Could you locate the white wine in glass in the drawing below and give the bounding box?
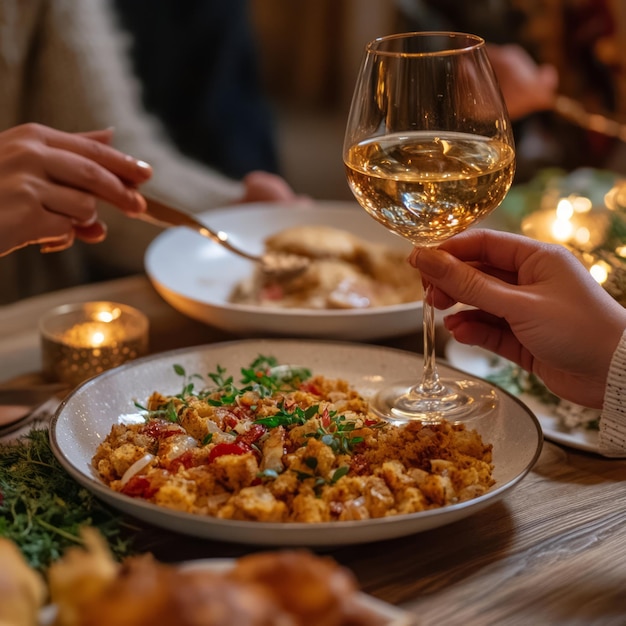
[343,32,515,422]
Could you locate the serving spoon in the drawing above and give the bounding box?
[139,197,311,280]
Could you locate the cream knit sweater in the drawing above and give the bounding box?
[600,329,626,456]
[0,0,243,302]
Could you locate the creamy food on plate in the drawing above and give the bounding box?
[92,356,494,522]
[229,225,423,309]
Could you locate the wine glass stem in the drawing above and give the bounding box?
[420,284,444,395]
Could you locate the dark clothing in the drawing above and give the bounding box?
[112,0,280,178]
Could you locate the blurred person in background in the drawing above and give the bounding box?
[394,0,621,181]
[111,0,280,179]
[0,0,296,304]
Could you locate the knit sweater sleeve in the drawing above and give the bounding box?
[599,328,626,457]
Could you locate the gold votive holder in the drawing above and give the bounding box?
[40,301,149,387]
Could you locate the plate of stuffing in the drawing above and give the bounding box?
[50,339,542,545]
[444,339,623,457]
[144,201,423,340]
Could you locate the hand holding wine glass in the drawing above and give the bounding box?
[343,32,515,422]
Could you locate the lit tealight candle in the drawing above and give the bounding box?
[521,193,609,253]
[40,302,149,387]
[521,192,617,288]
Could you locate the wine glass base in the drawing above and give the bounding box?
[371,378,498,424]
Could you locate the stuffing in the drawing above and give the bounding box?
[92,358,494,523]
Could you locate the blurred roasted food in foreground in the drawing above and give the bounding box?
[230,225,422,309]
[0,538,46,626]
[42,529,389,626]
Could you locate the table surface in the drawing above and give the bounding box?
[1,274,625,626]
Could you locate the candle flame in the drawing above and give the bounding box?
[90,331,106,346]
[94,306,121,323]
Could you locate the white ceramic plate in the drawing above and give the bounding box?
[144,201,422,341]
[445,340,622,457]
[50,339,542,546]
[180,559,414,626]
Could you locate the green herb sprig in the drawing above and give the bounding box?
[0,430,136,572]
[486,362,559,405]
[254,403,319,428]
[313,414,365,454]
[189,355,312,407]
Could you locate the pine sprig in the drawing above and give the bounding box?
[0,429,137,572]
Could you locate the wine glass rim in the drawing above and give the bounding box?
[366,31,485,57]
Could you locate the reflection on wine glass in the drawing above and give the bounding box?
[343,32,515,422]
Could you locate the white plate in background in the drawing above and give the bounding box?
[50,339,542,546]
[444,340,620,456]
[144,201,422,341]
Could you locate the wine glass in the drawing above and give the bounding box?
[343,32,515,422]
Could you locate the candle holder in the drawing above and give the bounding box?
[40,301,149,387]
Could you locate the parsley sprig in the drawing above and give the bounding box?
[290,462,351,495]
[134,355,311,421]
[313,414,365,454]
[254,403,319,428]
[0,430,136,572]
[174,355,312,409]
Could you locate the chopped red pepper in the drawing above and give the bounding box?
[168,450,196,472]
[121,475,159,499]
[320,407,331,428]
[141,420,184,440]
[235,423,267,447]
[222,413,239,430]
[208,442,249,462]
[300,381,322,396]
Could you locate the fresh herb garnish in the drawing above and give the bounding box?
[304,456,318,470]
[291,464,350,494]
[254,403,318,428]
[178,355,312,406]
[136,398,180,423]
[331,466,350,483]
[308,414,365,454]
[0,430,136,572]
[486,362,559,405]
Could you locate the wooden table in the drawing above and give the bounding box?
[1,275,625,626]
